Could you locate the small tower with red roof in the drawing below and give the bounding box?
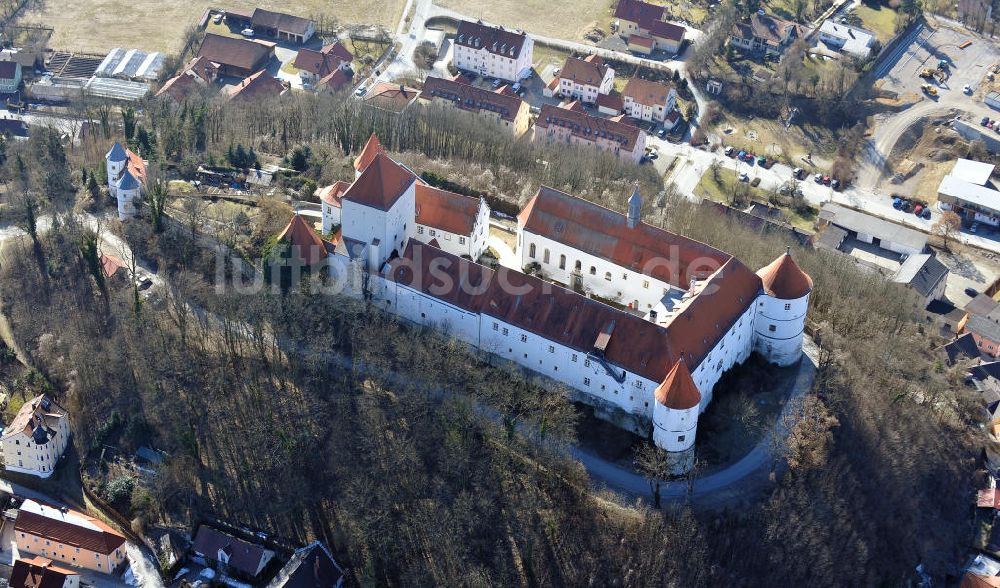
[354,133,384,179]
[754,247,813,366]
[652,359,701,454]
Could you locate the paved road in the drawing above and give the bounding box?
[572,336,819,506]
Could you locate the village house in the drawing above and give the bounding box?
[362,82,419,113]
[817,20,876,59]
[14,500,127,573]
[596,93,625,116]
[197,33,274,78]
[1,395,69,478]
[614,0,685,54]
[959,312,1000,359]
[226,70,286,102]
[293,42,353,87]
[318,180,350,234]
[414,183,490,259]
[192,526,275,580]
[937,158,1000,227]
[9,556,80,588]
[0,60,22,94]
[266,541,345,588]
[558,55,614,104]
[300,139,813,470]
[622,77,677,125]
[890,253,949,306]
[533,101,646,162]
[452,20,533,82]
[224,8,315,44]
[419,75,531,136]
[156,56,219,103]
[730,13,810,58]
[105,142,146,220]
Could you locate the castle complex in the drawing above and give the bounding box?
[110,135,813,465]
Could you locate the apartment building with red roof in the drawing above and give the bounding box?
[14,500,127,574]
[557,55,615,104]
[453,20,534,82]
[414,184,490,259]
[419,75,532,136]
[614,0,686,54]
[622,78,677,124]
[533,102,646,162]
[2,396,70,479]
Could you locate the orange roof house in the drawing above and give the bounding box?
[342,152,415,212]
[276,214,328,266]
[415,184,481,235]
[227,70,286,102]
[655,360,701,410]
[317,180,350,209]
[756,248,813,299]
[354,133,384,173]
[9,556,78,588]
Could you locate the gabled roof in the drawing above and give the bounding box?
[9,556,78,588]
[756,250,812,299]
[277,214,327,265]
[891,253,948,297]
[227,70,285,102]
[317,181,350,208]
[318,67,351,92]
[967,314,1000,344]
[454,20,528,59]
[266,541,344,588]
[198,34,272,72]
[14,500,125,555]
[193,526,272,578]
[0,60,19,80]
[100,254,125,279]
[293,44,351,77]
[595,92,624,112]
[354,133,383,172]
[655,360,701,409]
[415,184,480,235]
[249,8,314,36]
[3,395,65,441]
[943,332,982,364]
[363,82,419,113]
[624,78,673,108]
[535,102,642,152]
[321,42,354,62]
[106,142,127,162]
[342,152,415,212]
[560,54,610,86]
[421,75,526,122]
[614,0,666,29]
[155,72,200,102]
[184,55,219,83]
[650,20,686,42]
[732,13,808,46]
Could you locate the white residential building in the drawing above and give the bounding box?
[1,395,70,478]
[452,20,534,82]
[558,55,615,104]
[818,20,876,59]
[622,78,677,124]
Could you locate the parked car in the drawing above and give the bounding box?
[913,204,924,216]
[355,85,367,97]
[792,167,802,178]
[241,28,255,37]
[967,287,980,297]
[136,275,153,291]
[511,82,521,93]
[921,207,931,219]
[822,175,831,185]
[964,84,972,94]
[892,197,902,209]
[814,173,823,183]
[830,179,840,190]
[724,146,734,156]
[648,148,658,159]
[738,150,746,159]
[491,79,502,89]
[212,13,223,24]
[750,177,761,187]
[901,200,912,212]
[739,172,750,182]
[657,128,667,138]
[756,155,766,165]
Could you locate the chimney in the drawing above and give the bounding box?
[649,309,658,322]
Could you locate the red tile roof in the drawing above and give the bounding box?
[363,82,419,112]
[184,55,219,83]
[198,33,272,72]
[535,102,642,152]
[560,54,610,86]
[354,133,383,172]
[227,70,285,102]
[155,72,199,102]
[125,147,146,186]
[455,20,529,59]
[10,556,77,588]
[318,67,350,92]
[293,42,352,76]
[421,75,526,123]
[317,181,350,207]
[415,184,480,235]
[100,254,125,279]
[614,0,666,30]
[624,78,673,108]
[650,20,686,42]
[595,93,624,112]
[342,152,415,211]
[757,250,812,299]
[2,395,65,440]
[655,360,701,409]
[627,34,655,49]
[277,214,327,265]
[14,502,125,555]
[978,488,1000,508]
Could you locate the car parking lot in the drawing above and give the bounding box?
[877,21,1000,101]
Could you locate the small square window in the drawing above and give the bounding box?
[572,354,578,362]
[417,226,424,234]
[784,303,791,311]
[678,435,685,442]
[429,229,437,237]
[584,378,591,386]
[521,334,528,342]
[584,359,591,367]
[768,324,776,332]
[493,322,499,331]
[502,327,509,335]
[548,345,555,353]
[459,236,466,244]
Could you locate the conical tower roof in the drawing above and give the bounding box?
[757,248,812,300]
[277,214,327,266]
[354,133,384,173]
[106,142,127,162]
[116,168,140,191]
[655,360,701,410]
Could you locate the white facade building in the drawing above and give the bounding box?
[323,139,811,466]
[414,184,490,259]
[623,78,677,124]
[453,20,534,82]
[818,20,876,59]
[1,395,70,478]
[105,142,145,220]
[558,55,615,104]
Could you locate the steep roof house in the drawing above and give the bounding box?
[266,541,345,588]
[192,526,276,579]
[14,500,127,573]
[730,13,809,57]
[1,395,69,478]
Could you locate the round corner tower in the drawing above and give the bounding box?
[106,142,127,196]
[652,360,701,453]
[753,247,813,366]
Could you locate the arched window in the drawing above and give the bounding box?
[543,249,550,264]
[559,254,566,269]
[529,243,536,258]
[604,272,612,281]
[575,260,582,271]
[589,266,596,275]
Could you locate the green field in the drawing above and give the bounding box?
[850,3,900,43]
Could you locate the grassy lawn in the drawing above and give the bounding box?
[850,3,900,43]
[280,60,302,76]
[437,0,613,42]
[17,0,406,54]
[695,167,818,231]
[709,107,840,169]
[533,43,574,70]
